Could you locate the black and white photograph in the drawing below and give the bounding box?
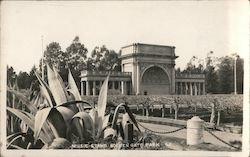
[0,1,249,157]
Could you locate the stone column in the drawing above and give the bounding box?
[136,63,140,95]
[112,81,115,90]
[124,81,127,95]
[86,81,90,96]
[100,80,103,88]
[81,81,85,96]
[121,81,125,95]
[198,82,201,95]
[175,82,178,94]
[194,83,197,95]
[185,82,188,95]
[175,82,180,94]
[172,67,175,94]
[180,82,183,95]
[93,81,96,96]
[118,81,121,93]
[202,82,206,95]
[190,82,193,96]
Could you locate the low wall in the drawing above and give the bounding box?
[81,94,243,111]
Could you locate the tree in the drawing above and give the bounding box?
[88,45,121,71]
[16,71,30,89]
[7,66,17,86]
[205,65,218,93]
[64,36,88,87]
[39,36,88,88]
[65,36,88,71]
[43,42,63,68]
[175,67,181,75]
[39,42,63,82]
[217,56,234,94]
[182,56,204,74]
[204,51,219,93]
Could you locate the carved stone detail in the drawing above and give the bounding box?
[139,62,172,80]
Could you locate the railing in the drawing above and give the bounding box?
[176,73,205,79]
[81,70,132,77]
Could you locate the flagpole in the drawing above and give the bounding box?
[41,35,44,80]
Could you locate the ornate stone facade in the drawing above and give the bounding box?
[120,43,177,95]
[80,43,205,96]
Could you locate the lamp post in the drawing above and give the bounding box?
[232,53,238,95]
[234,57,237,95]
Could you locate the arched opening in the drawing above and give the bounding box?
[141,66,170,95]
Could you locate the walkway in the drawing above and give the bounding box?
[139,122,242,149]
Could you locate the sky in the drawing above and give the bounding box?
[1,1,249,73]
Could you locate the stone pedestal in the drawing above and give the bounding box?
[187,116,204,145]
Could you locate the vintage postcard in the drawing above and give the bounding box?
[0,1,249,157]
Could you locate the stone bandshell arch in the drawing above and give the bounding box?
[139,63,171,84]
[139,63,172,95]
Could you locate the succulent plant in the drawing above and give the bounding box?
[7,64,141,149]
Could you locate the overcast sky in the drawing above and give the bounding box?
[1,1,249,72]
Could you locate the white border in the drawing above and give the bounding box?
[0,1,249,157]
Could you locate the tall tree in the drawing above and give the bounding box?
[43,42,63,68]
[64,36,88,87]
[65,36,88,71]
[217,56,234,94]
[88,45,121,71]
[204,51,219,93]
[39,36,88,88]
[39,41,63,82]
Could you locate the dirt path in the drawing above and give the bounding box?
[139,122,242,149]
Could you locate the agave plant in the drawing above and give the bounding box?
[7,64,141,149]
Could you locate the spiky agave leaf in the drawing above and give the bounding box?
[123,105,141,132]
[71,112,95,141]
[34,107,51,143]
[6,134,25,148]
[19,109,54,142]
[68,68,81,100]
[13,78,20,91]
[47,108,67,139]
[7,88,38,114]
[111,103,125,129]
[7,132,26,144]
[103,127,116,139]
[20,120,29,133]
[71,118,84,141]
[60,100,93,109]
[67,68,84,112]
[47,65,68,106]
[35,71,56,107]
[7,107,52,144]
[111,103,141,132]
[31,92,43,107]
[20,109,54,142]
[102,114,111,130]
[56,106,75,122]
[101,114,117,139]
[48,138,71,149]
[96,74,109,136]
[34,107,67,144]
[89,108,98,136]
[7,107,34,130]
